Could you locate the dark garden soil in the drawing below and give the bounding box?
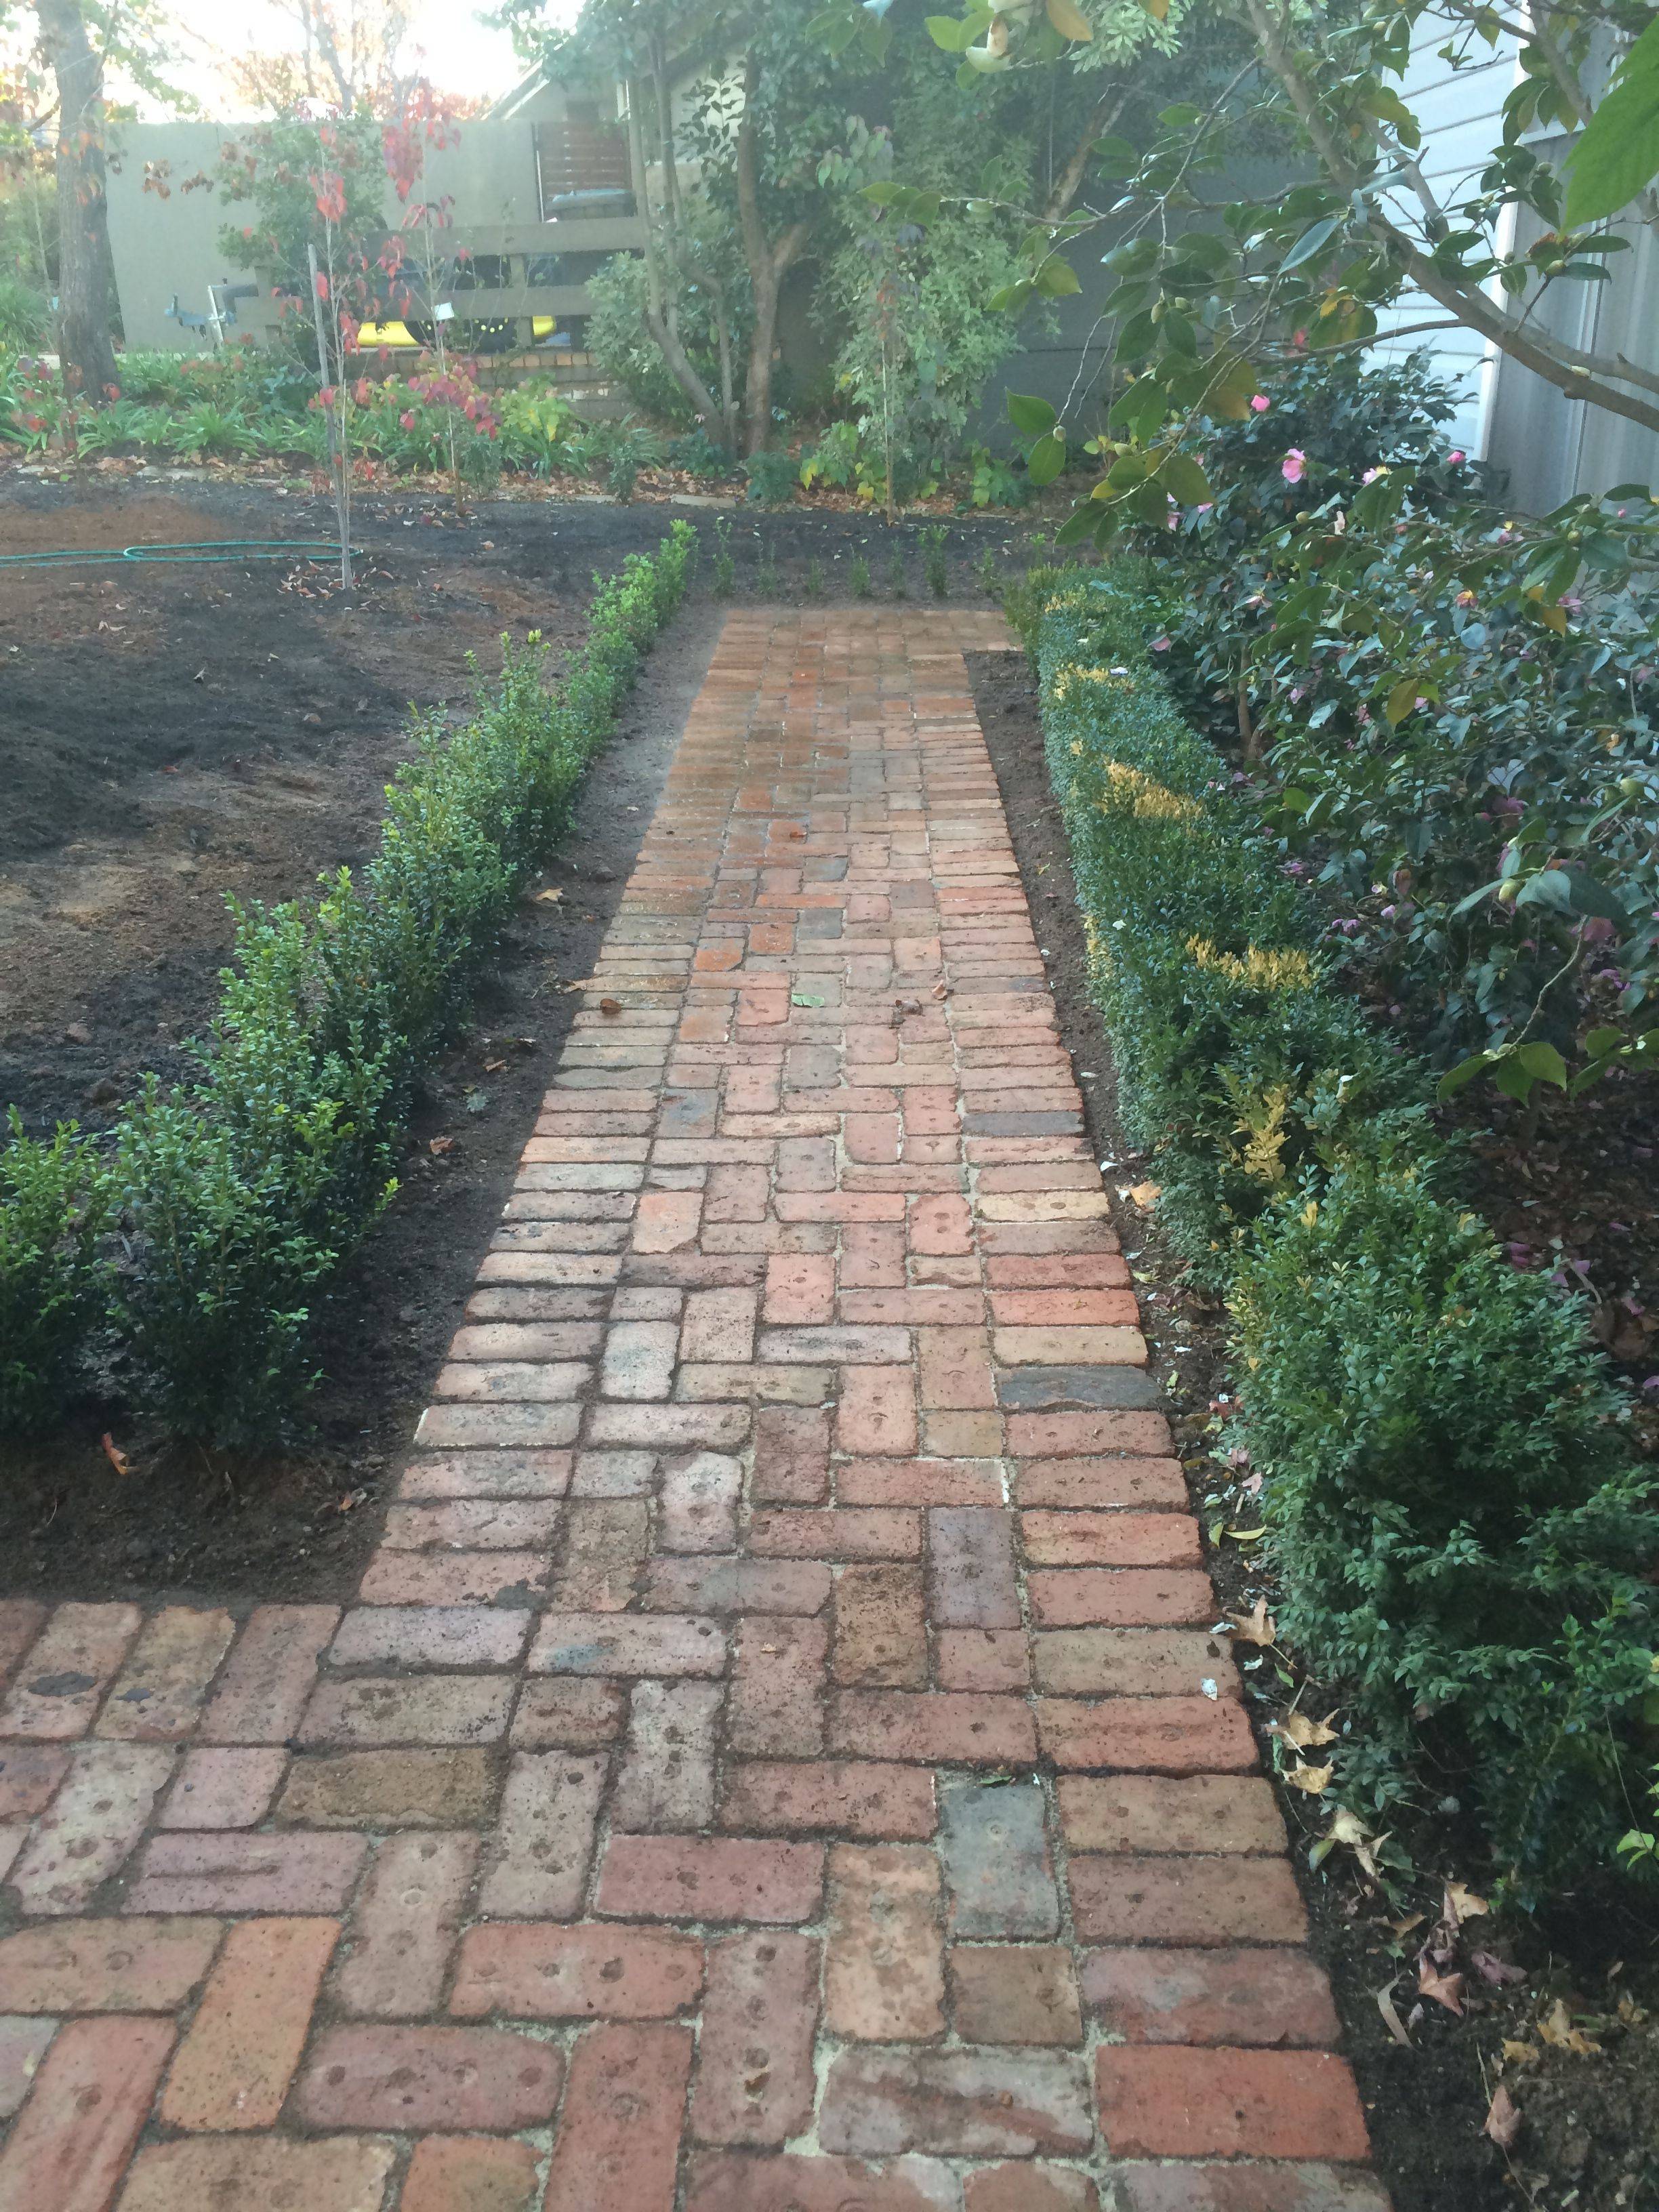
[0,470,1015,1607]
[970,642,1659,2212]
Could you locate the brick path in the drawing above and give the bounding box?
[0,609,1388,2212]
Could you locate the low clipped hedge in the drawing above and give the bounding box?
[1034,562,1659,1893]
[0,522,697,1444]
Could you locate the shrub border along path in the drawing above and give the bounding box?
[1031,566,1659,1896]
[0,604,1386,2211]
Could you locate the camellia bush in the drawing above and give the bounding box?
[1033,562,1659,1893]
[0,524,697,1446]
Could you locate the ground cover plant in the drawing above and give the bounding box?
[0,520,697,1446]
[1031,560,1659,1898]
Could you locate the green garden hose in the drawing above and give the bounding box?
[0,539,355,569]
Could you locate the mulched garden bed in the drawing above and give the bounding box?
[968,642,1659,2212]
[0,477,1012,1607]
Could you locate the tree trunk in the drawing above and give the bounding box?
[733,57,809,457]
[37,0,119,403]
[624,77,727,435]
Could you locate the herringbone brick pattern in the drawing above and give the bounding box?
[0,607,1388,2211]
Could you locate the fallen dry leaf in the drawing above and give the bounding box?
[100,1432,130,1477]
[1445,1881,1490,1923]
[1128,1181,1162,1208]
[428,1136,455,1156]
[600,998,623,1016]
[1483,2083,1522,2150]
[1416,1961,1465,2015]
[1327,1807,1384,1880]
[484,1059,506,1073]
[894,997,923,1016]
[1471,1950,1528,1988]
[931,980,949,999]
[1537,1999,1601,2056]
[1279,1710,1338,1749]
[1229,1595,1277,1646]
[533,887,564,904]
[1502,2039,1540,2065]
[1286,1761,1333,1794]
[1375,1980,1412,2047]
[1388,1912,1428,1941]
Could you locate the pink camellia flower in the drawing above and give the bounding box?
[1282,448,1306,484]
[1361,466,1385,485]
[1448,449,1466,466]
[1250,394,1271,413]
[399,410,415,430]
[1151,636,1172,652]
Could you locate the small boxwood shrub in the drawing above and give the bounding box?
[1038,565,1659,1889]
[0,1111,110,1433]
[0,524,697,1446]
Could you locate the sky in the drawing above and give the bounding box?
[150,0,583,115]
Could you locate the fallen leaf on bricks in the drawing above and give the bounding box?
[931,981,949,999]
[600,999,622,1016]
[1483,2084,1521,2150]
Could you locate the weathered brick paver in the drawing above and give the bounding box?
[0,608,1387,2207]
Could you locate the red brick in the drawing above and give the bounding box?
[830,1690,1036,1765]
[936,1629,1028,1690]
[908,1193,973,1253]
[158,1747,287,1829]
[752,1507,920,1559]
[824,1843,944,2041]
[0,2020,54,2118]
[596,1835,824,1924]
[927,1507,1020,1627]
[983,1253,1130,1287]
[916,1327,997,1412]
[0,1744,70,1820]
[1068,1854,1307,1944]
[720,1759,935,1840]
[549,1498,650,1607]
[965,2166,1100,2212]
[0,1599,47,1687]
[752,1404,832,1503]
[833,1565,928,1687]
[1081,1946,1341,2045]
[199,1605,341,1744]
[0,2014,173,2212]
[123,1830,367,1915]
[116,2138,398,2212]
[1094,2046,1371,2160]
[0,1917,223,2013]
[10,1743,175,1914]
[1017,1457,1187,1509]
[400,2137,541,2212]
[92,1608,235,1742]
[692,1932,820,2145]
[1007,1411,1173,1456]
[451,1923,704,2018]
[836,1367,918,1456]
[731,1616,827,1756]
[990,1288,1139,1324]
[634,1188,703,1251]
[838,1458,1002,1506]
[160,1916,338,2129]
[819,2047,1092,2157]
[769,1256,836,1318]
[478,1749,606,1916]
[951,1946,1082,2045]
[1029,1568,1214,1626]
[334,1832,477,2016]
[356,1550,550,1606]
[1034,1626,1233,1698]
[1113,2164,1392,2212]
[1021,1511,1201,1568]
[840,1221,905,1287]
[510,1677,629,1748]
[299,1674,513,1747]
[1057,1774,1285,1855]
[543,2024,693,2212]
[0,1603,142,1740]
[1036,1695,1258,1774]
[684,2153,959,2212]
[295,2024,564,2129]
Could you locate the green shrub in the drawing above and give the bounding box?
[1038,567,1659,1889]
[1236,1162,1659,1891]
[0,1111,110,1433]
[743,451,798,508]
[0,276,49,350]
[0,524,697,1446]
